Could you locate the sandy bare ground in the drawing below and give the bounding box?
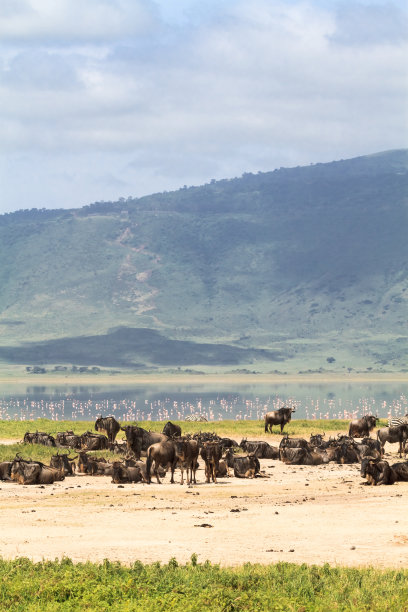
[1,435,407,568]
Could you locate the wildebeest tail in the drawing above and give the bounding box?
[146,447,153,484]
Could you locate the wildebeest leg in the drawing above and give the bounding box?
[212,462,217,483]
[191,459,197,484]
[179,463,184,485]
[186,462,191,486]
[170,459,176,484]
[154,460,162,484]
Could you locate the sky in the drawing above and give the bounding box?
[0,0,407,213]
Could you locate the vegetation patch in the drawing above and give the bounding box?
[0,557,407,611]
[0,418,389,442]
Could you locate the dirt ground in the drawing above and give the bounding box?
[1,434,407,568]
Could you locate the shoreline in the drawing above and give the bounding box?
[0,371,407,386]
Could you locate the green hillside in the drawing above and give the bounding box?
[1,149,407,373]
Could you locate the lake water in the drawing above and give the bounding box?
[0,381,407,422]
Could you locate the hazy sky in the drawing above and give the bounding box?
[0,0,407,213]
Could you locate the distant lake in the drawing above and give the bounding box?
[0,381,407,422]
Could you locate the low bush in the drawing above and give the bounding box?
[0,557,406,611]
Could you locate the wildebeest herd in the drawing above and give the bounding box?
[1,409,408,487]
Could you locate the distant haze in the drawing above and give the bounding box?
[0,0,407,213]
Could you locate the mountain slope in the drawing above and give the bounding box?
[0,149,407,371]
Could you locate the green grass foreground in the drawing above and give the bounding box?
[1,557,408,612]
[0,418,388,440]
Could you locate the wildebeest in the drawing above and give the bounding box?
[359,437,382,456]
[354,440,381,461]
[10,456,64,485]
[360,457,397,485]
[77,451,107,475]
[56,431,82,449]
[391,461,408,481]
[146,440,177,484]
[80,431,109,451]
[216,459,229,477]
[224,448,261,476]
[219,437,239,449]
[309,433,325,447]
[280,446,329,465]
[174,437,199,485]
[124,456,164,482]
[95,416,121,445]
[264,407,296,433]
[50,452,77,476]
[0,461,12,480]
[121,425,168,460]
[233,454,261,478]
[377,425,408,458]
[23,431,56,447]
[111,461,142,484]
[332,440,362,464]
[348,415,378,438]
[200,441,223,483]
[162,421,182,438]
[239,439,279,459]
[110,441,128,454]
[279,435,310,450]
[193,431,220,444]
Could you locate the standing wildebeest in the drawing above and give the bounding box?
[162,421,182,438]
[174,437,199,485]
[95,416,121,445]
[377,425,408,458]
[146,440,177,484]
[348,415,378,438]
[121,425,168,460]
[264,407,296,433]
[200,441,223,483]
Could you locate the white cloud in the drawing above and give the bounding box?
[0,0,157,42]
[0,0,407,212]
